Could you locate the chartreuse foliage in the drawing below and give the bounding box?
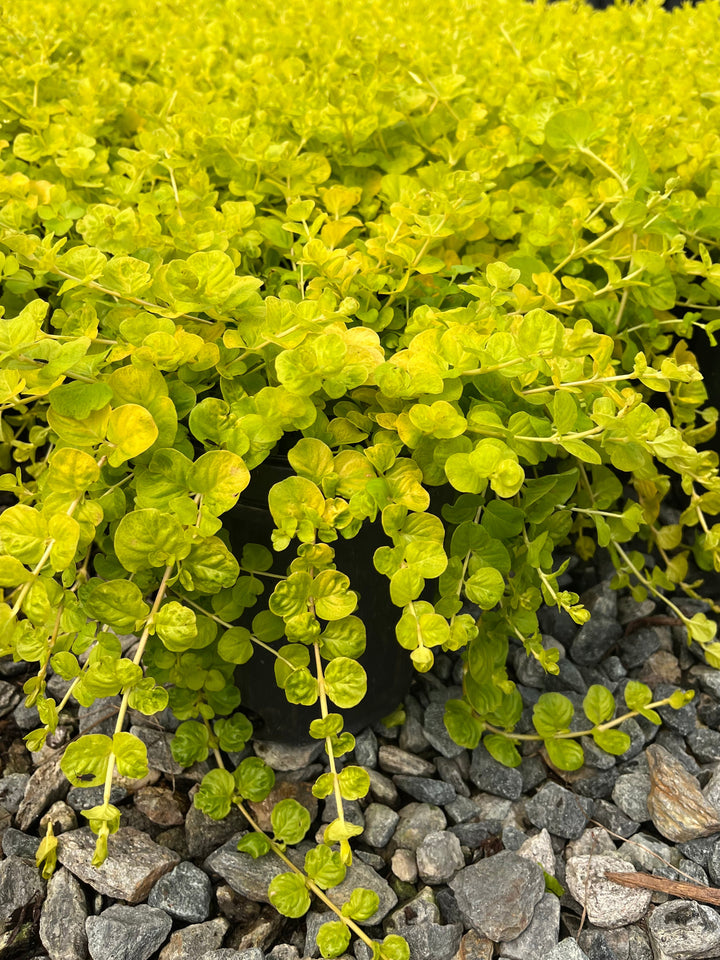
[2,0,720,953]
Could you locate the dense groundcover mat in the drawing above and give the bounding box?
[3,0,720,956]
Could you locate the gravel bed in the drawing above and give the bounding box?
[2,551,720,960]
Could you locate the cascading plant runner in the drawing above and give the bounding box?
[2,0,720,954]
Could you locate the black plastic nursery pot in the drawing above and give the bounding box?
[223,439,417,744]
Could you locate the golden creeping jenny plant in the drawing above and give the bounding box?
[2,0,720,952]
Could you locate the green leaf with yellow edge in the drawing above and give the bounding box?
[533,693,574,738]
[341,888,380,922]
[234,756,275,802]
[337,765,370,801]
[217,626,254,664]
[237,833,272,858]
[114,509,190,572]
[483,733,522,767]
[61,735,112,787]
[112,732,148,779]
[46,447,100,493]
[305,844,347,889]
[380,935,410,960]
[317,922,351,959]
[83,580,149,632]
[268,872,311,919]
[465,567,505,609]
[154,601,198,651]
[582,685,615,726]
[0,505,47,564]
[592,728,631,756]
[105,403,158,466]
[190,450,250,514]
[271,798,311,845]
[443,699,484,750]
[312,570,358,621]
[171,720,210,767]
[324,657,366,708]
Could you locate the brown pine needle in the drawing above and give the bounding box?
[605,871,720,907]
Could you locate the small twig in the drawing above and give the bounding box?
[605,871,720,907]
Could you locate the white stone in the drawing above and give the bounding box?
[565,855,652,928]
[517,828,556,875]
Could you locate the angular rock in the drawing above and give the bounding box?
[0,772,29,813]
[363,803,399,849]
[525,782,593,839]
[678,836,717,869]
[253,739,323,771]
[0,679,21,717]
[655,683,698,736]
[435,757,470,798]
[578,923,653,960]
[391,848,418,883]
[378,745,435,777]
[158,918,229,960]
[16,755,69,830]
[399,715,431,755]
[0,855,45,927]
[200,952,260,960]
[148,860,213,923]
[185,801,248,860]
[269,947,299,960]
[469,749,522,800]
[570,618,622,665]
[367,769,399,806]
[688,728,720,764]
[324,856,397,926]
[321,794,364,828]
[423,702,465,758]
[445,795,479,825]
[566,827,616,860]
[386,887,463,960]
[39,800,78,835]
[57,827,179,903]
[1,827,39,859]
[617,832,679,875]
[416,831,464,884]
[393,775,455,805]
[353,728,378,769]
[592,798,640,840]
[79,696,121,737]
[247,780,317,833]
[129,723,186,776]
[499,892,560,960]
[646,744,720,842]
[612,773,651,823]
[39,867,88,960]
[134,786,186,826]
[456,930,493,959]
[517,828,556,875]
[648,900,720,960]
[706,842,720,886]
[565,855,652,928]
[449,851,545,941]
[228,904,283,953]
[547,941,589,960]
[204,833,288,902]
[392,803,447,852]
[86,904,172,960]
[66,785,127,812]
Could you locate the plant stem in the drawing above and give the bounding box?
[102,564,174,805]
